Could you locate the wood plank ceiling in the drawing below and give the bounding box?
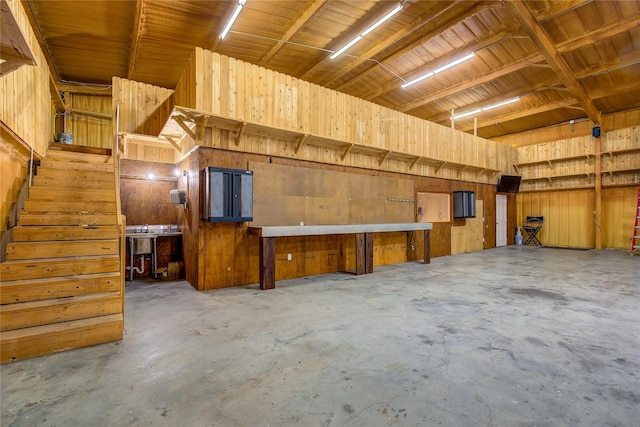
[24,0,640,139]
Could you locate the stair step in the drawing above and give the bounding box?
[0,313,123,363]
[35,168,114,182]
[0,272,121,304]
[1,255,119,281]
[13,225,118,241]
[32,176,113,190]
[40,158,114,172]
[23,199,117,214]
[27,187,115,203]
[45,149,113,164]
[6,239,119,260]
[1,292,122,331]
[17,213,118,227]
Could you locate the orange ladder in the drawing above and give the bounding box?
[632,185,640,256]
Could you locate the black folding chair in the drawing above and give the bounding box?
[523,216,543,246]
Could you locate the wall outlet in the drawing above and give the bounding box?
[287,254,292,261]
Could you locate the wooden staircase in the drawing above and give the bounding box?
[1,147,124,363]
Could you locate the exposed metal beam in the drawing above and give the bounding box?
[505,0,601,124]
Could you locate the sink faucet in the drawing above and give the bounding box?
[142,224,149,233]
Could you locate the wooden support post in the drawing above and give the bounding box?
[294,134,308,153]
[379,151,391,166]
[341,143,353,160]
[473,117,478,136]
[364,232,374,274]
[195,117,208,143]
[595,133,602,250]
[235,122,247,146]
[424,230,431,264]
[259,237,276,290]
[355,233,366,275]
[163,135,181,152]
[174,116,196,140]
[410,157,420,170]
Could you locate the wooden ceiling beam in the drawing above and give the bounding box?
[55,82,112,96]
[457,98,581,132]
[370,25,525,103]
[334,1,476,92]
[127,0,144,80]
[258,0,326,67]
[324,1,476,89]
[399,52,544,113]
[574,51,640,80]
[429,78,563,124]
[298,1,395,80]
[556,15,640,54]
[505,0,601,124]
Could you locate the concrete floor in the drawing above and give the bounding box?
[1,246,639,426]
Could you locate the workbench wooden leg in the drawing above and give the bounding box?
[259,237,276,290]
[424,230,431,264]
[355,233,365,275]
[364,232,374,273]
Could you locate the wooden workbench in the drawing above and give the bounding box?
[248,223,433,290]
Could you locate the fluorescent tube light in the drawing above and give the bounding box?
[481,97,520,111]
[219,0,247,40]
[451,97,520,120]
[330,3,403,59]
[402,52,475,88]
[453,109,482,120]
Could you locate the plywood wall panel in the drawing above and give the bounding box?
[602,186,638,250]
[517,189,596,248]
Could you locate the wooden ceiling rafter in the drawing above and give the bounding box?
[365,27,528,103]
[323,1,474,89]
[399,52,545,113]
[430,79,568,124]
[127,0,144,80]
[336,1,480,92]
[505,0,601,125]
[258,0,326,67]
[554,14,640,54]
[297,1,398,81]
[457,97,582,132]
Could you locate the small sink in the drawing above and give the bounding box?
[125,224,181,236]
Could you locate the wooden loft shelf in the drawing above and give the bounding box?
[514,148,640,174]
[513,154,594,173]
[601,147,640,157]
[157,105,501,176]
[522,172,594,183]
[603,167,640,176]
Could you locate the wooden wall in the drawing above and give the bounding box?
[515,126,639,192]
[61,93,112,149]
[119,160,179,226]
[0,0,52,158]
[168,146,510,291]
[495,109,640,147]
[112,77,176,163]
[0,131,31,262]
[512,123,639,250]
[517,186,640,250]
[250,162,414,226]
[173,48,517,184]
